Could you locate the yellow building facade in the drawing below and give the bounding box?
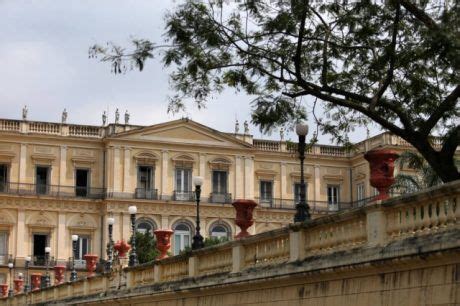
[0,116,429,283]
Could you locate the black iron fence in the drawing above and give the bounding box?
[0,182,105,199]
[209,192,232,204]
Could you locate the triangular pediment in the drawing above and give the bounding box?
[109,119,252,149]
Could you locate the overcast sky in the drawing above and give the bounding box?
[0,0,380,143]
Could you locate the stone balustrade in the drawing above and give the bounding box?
[1,180,459,305]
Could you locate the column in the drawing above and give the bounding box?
[113,146,121,193]
[314,165,321,203]
[161,150,169,198]
[56,212,66,262]
[244,156,254,199]
[235,156,243,199]
[59,146,67,186]
[161,215,169,229]
[123,147,131,192]
[16,210,26,259]
[199,154,206,177]
[122,213,131,241]
[18,144,27,183]
[280,162,287,201]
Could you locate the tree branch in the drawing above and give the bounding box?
[422,85,460,135]
[370,2,400,108]
[400,0,440,31]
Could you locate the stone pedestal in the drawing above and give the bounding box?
[83,254,99,278]
[31,273,42,291]
[154,229,173,260]
[232,199,257,239]
[54,265,66,285]
[364,149,399,201]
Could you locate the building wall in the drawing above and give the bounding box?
[0,117,453,285]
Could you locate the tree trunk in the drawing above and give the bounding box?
[410,138,460,183]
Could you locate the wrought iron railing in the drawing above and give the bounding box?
[209,192,232,204]
[134,188,158,200]
[173,190,195,201]
[0,182,105,199]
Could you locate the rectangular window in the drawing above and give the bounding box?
[175,168,192,200]
[173,232,190,255]
[33,234,48,265]
[75,169,90,197]
[75,236,91,260]
[35,166,50,195]
[260,181,273,203]
[136,166,155,199]
[327,185,340,211]
[212,171,228,194]
[0,165,7,192]
[357,183,365,204]
[294,183,308,203]
[0,232,8,265]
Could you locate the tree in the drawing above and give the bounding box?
[89,0,459,182]
[129,231,159,264]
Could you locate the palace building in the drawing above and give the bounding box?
[0,115,433,283]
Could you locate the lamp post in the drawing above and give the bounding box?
[24,256,31,293]
[7,262,13,297]
[70,235,78,282]
[106,217,115,272]
[128,206,138,267]
[44,247,51,287]
[192,176,204,250]
[294,123,311,222]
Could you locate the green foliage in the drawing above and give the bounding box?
[90,0,460,182]
[129,231,159,264]
[392,151,445,193]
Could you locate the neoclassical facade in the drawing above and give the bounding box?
[0,116,436,283]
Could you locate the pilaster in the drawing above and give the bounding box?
[113,146,121,193]
[19,144,27,183]
[161,150,169,198]
[314,165,321,203]
[123,147,131,192]
[56,212,66,262]
[59,146,67,186]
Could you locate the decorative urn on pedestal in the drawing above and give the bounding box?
[30,273,42,291]
[154,229,174,260]
[0,284,8,297]
[83,254,98,278]
[13,278,24,294]
[54,265,66,285]
[364,149,399,201]
[232,199,258,239]
[114,240,131,258]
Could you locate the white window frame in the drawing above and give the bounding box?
[173,224,191,255]
[327,185,340,211]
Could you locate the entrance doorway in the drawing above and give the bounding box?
[75,169,89,197]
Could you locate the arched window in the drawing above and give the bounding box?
[209,221,231,240]
[136,218,157,234]
[173,222,192,255]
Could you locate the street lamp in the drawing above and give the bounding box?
[7,262,13,297]
[24,256,31,293]
[128,206,138,267]
[44,246,51,287]
[106,217,115,272]
[192,176,204,250]
[294,123,311,222]
[70,235,78,282]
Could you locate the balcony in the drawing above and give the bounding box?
[0,182,105,199]
[134,188,158,200]
[173,190,195,201]
[32,255,56,267]
[209,192,232,204]
[255,198,366,212]
[0,254,12,266]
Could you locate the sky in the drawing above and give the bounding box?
[0,0,380,144]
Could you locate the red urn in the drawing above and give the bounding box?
[114,240,131,258]
[154,229,173,260]
[54,265,66,285]
[13,278,24,294]
[31,273,42,291]
[232,199,258,239]
[0,284,8,297]
[83,254,99,278]
[364,149,399,201]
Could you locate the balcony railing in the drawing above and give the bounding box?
[32,255,56,267]
[0,254,12,265]
[209,192,232,204]
[255,198,362,212]
[134,188,158,200]
[173,190,195,201]
[0,182,105,199]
